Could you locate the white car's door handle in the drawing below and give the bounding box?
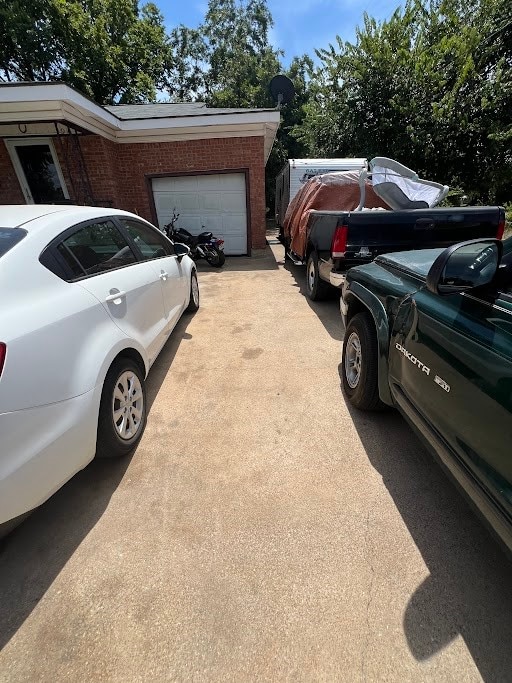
[160,271,169,281]
[105,291,126,303]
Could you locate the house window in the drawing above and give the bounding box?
[6,138,69,204]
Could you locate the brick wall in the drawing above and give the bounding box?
[82,135,267,251]
[0,134,267,252]
[0,141,25,204]
[79,136,120,207]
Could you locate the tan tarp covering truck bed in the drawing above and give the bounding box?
[282,171,389,259]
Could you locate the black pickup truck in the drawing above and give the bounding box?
[298,206,506,300]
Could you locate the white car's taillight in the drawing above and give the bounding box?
[0,343,6,378]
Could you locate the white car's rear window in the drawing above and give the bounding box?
[0,228,27,258]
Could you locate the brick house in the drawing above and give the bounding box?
[0,83,280,254]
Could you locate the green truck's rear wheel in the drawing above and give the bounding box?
[342,312,385,411]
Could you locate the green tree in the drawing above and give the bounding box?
[295,0,511,202]
[167,25,206,101]
[165,0,282,107]
[0,0,65,81]
[201,0,281,108]
[0,0,170,104]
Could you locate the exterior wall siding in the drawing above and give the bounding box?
[0,135,267,251]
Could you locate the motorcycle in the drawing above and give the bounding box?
[163,210,226,267]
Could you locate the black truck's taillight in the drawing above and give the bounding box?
[332,224,348,258]
[0,343,6,378]
[497,217,505,240]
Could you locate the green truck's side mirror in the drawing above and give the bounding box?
[426,238,502,295]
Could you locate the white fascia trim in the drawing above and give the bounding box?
[0,84,121,129]
[0,84,280,140]
[118,110,281,131]
[116,130,267,143]
[117,122,268,140]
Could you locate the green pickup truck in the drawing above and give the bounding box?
[340,237,512,553]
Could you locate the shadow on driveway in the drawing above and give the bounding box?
[282,255,344,342]
[337,365,512,682]
[195,247,279,273]
[0,313,193,652]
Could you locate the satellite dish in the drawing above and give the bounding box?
[269,75,295,109]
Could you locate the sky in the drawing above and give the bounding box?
[160,0,404,66]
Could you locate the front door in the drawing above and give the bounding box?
[6,138,69,204]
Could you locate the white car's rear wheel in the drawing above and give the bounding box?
[186,271,200,312]
[96,358,147,458]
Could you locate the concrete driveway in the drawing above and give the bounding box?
[1,244,511,682]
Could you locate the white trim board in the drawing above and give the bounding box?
[0,84,280,161]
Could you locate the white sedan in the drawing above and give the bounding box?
[0,205,199,531]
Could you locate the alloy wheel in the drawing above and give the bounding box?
[345,331,362,388]
[307,258,316,293]
[112,370,144,441]
[192,274,199,306]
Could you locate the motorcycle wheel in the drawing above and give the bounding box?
[205,246,225,267]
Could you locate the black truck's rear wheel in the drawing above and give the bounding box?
[342,312,385,411]
[306,251,330,301]
[282,235,290,261]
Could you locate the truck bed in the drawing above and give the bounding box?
[305,206,505,285]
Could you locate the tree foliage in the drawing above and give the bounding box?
[166,25,206,101]
[0,0,169,103]
[165,0,282,108]
[295,0,511,202]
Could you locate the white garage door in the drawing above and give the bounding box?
[152,173,248,255]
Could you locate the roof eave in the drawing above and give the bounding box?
[0,83,280,138]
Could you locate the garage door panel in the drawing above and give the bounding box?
[200,194,223,212]
[219,173,246,191]
[154,192,173,214]
[175,215,204,232]
[221,193,246,212]
[152,173,248,255]
[175,194,202,211]
[223,233,246,253]
[171,176,200,192]
[222,213,246,227]
[153,177,191,192]
[204,215,223,233]
[154,191,200,214]
[196,174,223,191]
